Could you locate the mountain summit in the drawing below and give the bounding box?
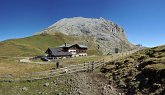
[37,17,136,54]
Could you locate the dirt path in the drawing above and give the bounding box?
[68,72,121,95]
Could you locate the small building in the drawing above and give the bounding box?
[45,43,88,59]
[45,48,72,59]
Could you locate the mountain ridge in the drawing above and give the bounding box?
[37,17,136,54]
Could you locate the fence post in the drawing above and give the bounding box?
[102,62,105,68]
[84,62,86,71]
[91,61,94,72]
[112,55,114,60]
[87,63,90,72]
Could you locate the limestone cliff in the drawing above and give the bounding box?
[37,17,136,54]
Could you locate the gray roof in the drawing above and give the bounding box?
[59,44,87,48]
[78,44,88,48]
[47,48,72,57]
[59,44,72,48]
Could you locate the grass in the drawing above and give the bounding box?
[102,45,165,94]
[0,32,101,57]
[0,41,43,57]
[0,75,71,95]
[0,32,133,94]
[0,33,74,57]
[56,55,103,65]
[0,57,54,78]
[145,63,165,70]
[0,55,106,80]
[0,32,104,78]
[0,54,107,95]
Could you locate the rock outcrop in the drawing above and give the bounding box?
[37,17,136,54]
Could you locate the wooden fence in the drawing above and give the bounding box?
[0,48,142,82]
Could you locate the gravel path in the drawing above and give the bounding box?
[68,72,121,95]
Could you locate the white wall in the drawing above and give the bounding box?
[68,49,87,57]
[78,53,87,56]
[68,49,76,55]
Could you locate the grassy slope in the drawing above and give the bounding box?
[0,32,101,57]
[0,57,55,77]
[0,32,103,76]
[0,75,71,95]
[0,32,103,95]
[0,33,73,57]
[102,45,165,94]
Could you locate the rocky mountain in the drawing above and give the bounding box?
[37,17,136,55]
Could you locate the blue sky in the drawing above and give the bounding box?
[0,0,165,47]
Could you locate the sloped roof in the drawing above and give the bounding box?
[59,44,87,48]
[47,48,72,57]
[78,44,88,48]
[59,44,72,48]
[53,52,72,57]
[49,48,62,52]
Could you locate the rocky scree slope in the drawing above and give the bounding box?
[37,17,136,55]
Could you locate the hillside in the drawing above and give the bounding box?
[37,17,136,54]
[102,45,165,94]
[0,32,101,57]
